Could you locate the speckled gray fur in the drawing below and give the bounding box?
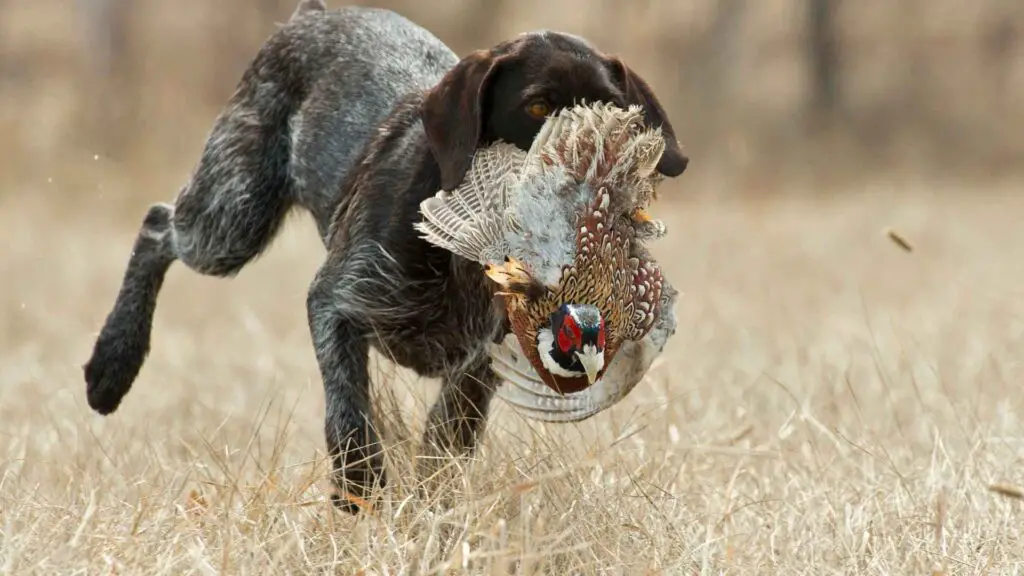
[84,4,464,501]
[83,0,689,513]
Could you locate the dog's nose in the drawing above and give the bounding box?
[658,152,688,177]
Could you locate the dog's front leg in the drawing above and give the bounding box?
[306,261,385,514]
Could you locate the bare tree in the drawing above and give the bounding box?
[75,0,137,156]
[76,0,130,78]
[806,0,841,129]
[458,0,508,52]
[982,0,1020,98]
[693,0,747,167]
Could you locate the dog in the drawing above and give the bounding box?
[83,0,688,512]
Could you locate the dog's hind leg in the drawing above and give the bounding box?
[417,357,498,502]
[84,203,178,415]
[85,81,297,415]
[422,358,498,460]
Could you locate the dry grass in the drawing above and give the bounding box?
[3,1,1024,573]
[2,175,1023,574]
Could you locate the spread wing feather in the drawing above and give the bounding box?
[414,143,525,265]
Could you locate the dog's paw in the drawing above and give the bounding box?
[83,332,147,415]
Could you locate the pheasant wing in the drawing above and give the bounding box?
[415,143,525,265]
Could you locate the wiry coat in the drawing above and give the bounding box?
[82,0,688,513]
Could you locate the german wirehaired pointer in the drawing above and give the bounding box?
[84,0,688,511]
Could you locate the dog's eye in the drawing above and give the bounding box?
[526,101,551,119]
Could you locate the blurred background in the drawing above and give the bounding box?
[2,0,1023,213]
[5,3,1024,570]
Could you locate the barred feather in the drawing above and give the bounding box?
[414,143,524,265]
[525,102,665,214]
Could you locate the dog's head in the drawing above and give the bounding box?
[421,31,689,191]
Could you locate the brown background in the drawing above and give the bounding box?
[3,0,1024,206]
[2,1,1023,573]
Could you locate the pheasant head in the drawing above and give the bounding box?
[539,303,607,385]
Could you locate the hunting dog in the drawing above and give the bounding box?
[84,0,688,512]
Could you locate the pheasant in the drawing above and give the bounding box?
[415,102,679,421]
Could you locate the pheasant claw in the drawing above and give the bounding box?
[631,208,653,223]
[484,256,532,289]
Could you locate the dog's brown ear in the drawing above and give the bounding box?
[422,50,507,191]
[604,56,689,177]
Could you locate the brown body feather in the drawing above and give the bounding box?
[504,186,663,394]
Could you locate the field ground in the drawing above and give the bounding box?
[2,179,1023,574]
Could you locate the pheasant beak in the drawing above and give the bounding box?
[575,347,604,385]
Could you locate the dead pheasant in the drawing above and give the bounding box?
[415,102,679,421]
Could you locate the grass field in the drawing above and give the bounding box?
[2,178,1023,574]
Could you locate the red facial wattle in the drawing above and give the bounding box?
[557,316,582,353]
